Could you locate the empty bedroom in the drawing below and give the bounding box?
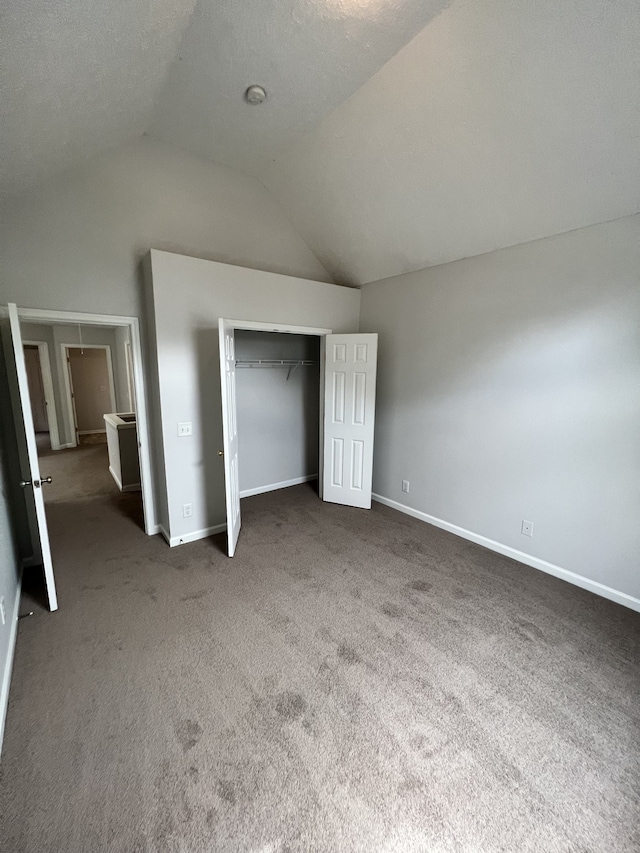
[0,0,638,851]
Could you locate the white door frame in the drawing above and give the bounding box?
[22,340,61,451]
[61,343,117,439]
[219,318,332,556]
[225,319,333,337]
[16,308,157,536]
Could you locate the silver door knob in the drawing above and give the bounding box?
[218,450,224,457]
[40,477,53,484]
[20,480,31,488]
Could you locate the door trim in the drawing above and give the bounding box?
[22,340,61,451]
[14,308,157,536]
[223,319,332,336]
[218,318,332,556]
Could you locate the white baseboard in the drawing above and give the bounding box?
[108,465,123,491]
[55,442,76,450]
[372,494,640,614]
[159,476,317,547]
[163,523,227,548]
[78,429,106,435]
[240,474,318,499]
[0,576,22,756]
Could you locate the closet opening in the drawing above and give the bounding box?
[234,330,322,500]
[219,317,377,557]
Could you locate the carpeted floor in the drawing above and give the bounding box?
[1,479,639,852]
[37,441,131,504]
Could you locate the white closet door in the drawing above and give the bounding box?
[322,333,378,509]
[218,319,241,556]
[1,304,58,610]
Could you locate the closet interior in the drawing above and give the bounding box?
[234,330,321,498]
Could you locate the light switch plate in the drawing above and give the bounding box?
[178,422,193,437]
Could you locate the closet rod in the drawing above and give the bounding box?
[235,359,318,368]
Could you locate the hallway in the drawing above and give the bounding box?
[37,441,132,506]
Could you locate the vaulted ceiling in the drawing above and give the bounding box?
[2,0,638,284]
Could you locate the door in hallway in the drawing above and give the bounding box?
[1,304,58,611]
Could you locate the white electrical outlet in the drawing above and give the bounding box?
[0,597,5,626]
[178,422,193,437]
[183,503,193,518]
[402,480,410,493]
[521,520,534,537]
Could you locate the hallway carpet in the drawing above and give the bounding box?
[1,484,639,852]
[38,442,132,504]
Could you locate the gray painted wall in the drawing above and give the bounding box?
[0,137,329,320]
[235,331,321,495]
[147,250,359,543]
[360,215,640,602]
[0,138,330,533]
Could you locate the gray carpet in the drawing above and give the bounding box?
[1,479,639,852]
[38,442,123,504]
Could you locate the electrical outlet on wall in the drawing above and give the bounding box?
[183,503,193,518]
[402,480,410,493]
[521,520,534,537]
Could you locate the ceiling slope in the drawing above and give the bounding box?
[263,0,640,284]
[0,0,197,198]
[149,0,451,176]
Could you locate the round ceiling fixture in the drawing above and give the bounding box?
[244,85,267,105]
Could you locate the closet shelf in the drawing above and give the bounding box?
[235,359,318,368]
[235,358,318,381]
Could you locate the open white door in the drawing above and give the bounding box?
[322,333,378,509]
[218,319,241,556]
[2,304,58,610]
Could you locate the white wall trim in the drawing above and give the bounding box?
[56,442,75,450]
[0,576,22,756]
[165,523,227,548]
[372,494,640,614]
[240,474,318,499]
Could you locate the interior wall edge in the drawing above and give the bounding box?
[373,494,640,614]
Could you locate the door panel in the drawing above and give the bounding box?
[322,333,378,509]
[2,305,58,610]
[218,319,241,557]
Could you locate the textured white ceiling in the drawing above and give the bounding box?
[264,0,640,283]
[149,0,451,176]
[3,0,638,284]
[0,0,197,197]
